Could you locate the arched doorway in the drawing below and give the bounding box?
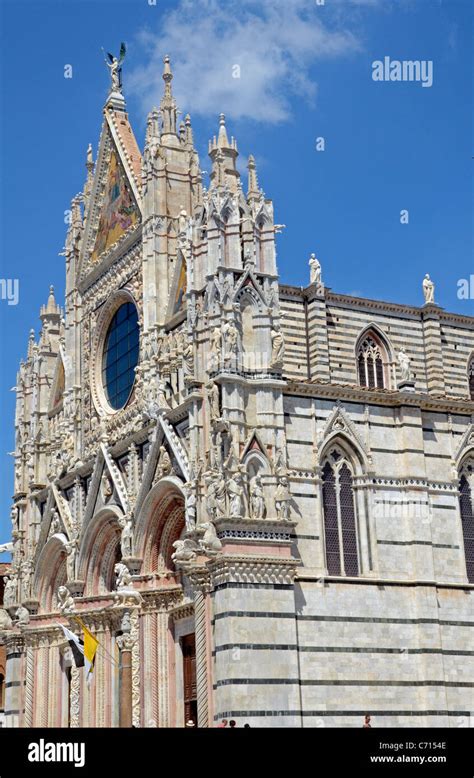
[136,478,197,727]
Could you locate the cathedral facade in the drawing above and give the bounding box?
[1,57,474,728]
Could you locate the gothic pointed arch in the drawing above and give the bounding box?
[34,534,68,613]
[458,451,474,583]
[468,353,474,399]
[241,430,270,483]
[355,324,393,390]
[318,405,371,473]
[78,505,124,596]
[319,438,361,577]
[134,477,186,574]
[453,424,474,470]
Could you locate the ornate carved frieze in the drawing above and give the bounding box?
[207,555,299,587]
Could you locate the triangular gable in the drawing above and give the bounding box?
[232,266,266,308]
[79,108,142,278]
[90,142,140,264]
[454,423,474,466]
[240,429,268,461]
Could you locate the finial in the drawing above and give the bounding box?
[86,143,93,168]
[247,155,259,197]
[27,329,35,359]
[217,113,230,148]
[163,55,173,82]
[160,55,177,135]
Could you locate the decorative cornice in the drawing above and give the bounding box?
[214,516,296,542]
[285,380,474,414]
[279,284,474,327]
[140,586,184,613]
[207,555,299,587]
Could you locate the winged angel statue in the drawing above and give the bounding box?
[103,42,126,92]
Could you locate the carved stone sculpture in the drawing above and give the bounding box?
[115,562,133,591]
[64,537,79,581]
[103,42,126,93]
[157,381,170,410]
[0,608,12,629]
[15,605,30,626]
[120,514,134,558]
[207,381,221,422]
[250,474,266,519]
[222,319,238,367]
[199,522,222,555]
[184,482,197,532]
[398,349,413,383]
[57,585,76,615]
[270,324,285,370]
[182,340,195,377]
[422,274,435,304]
[309,253,322,286]
[209,327,222,372]
[227,473,244,518]
[3,575,17,608]
[172,538,198,563]
[275,476,291,520]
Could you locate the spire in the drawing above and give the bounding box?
[86,143,94,172]
[84,144,94,198]
[209,114,240,191]
[145,107,160,149]
[160,55,177,137]
[27,329,36,360]
[40,285,61,324]
[247,155,260,199]
[217,113,230,148]
[185,114,194,148]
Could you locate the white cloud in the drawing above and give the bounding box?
[127,0,378,123]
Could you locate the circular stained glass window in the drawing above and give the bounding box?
[102,302,139,410]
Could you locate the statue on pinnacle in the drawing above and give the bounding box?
[103,42,126,93]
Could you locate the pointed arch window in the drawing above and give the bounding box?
[459,459,474,583]
[322,449,359,576]
[357,333,388,389]
[469,357,474,400]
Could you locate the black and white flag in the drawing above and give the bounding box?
[59,624,85,668]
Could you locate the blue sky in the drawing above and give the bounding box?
[0,0,472,550]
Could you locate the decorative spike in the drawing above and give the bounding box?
[46,286,56,313]
[145,108,161,152]
[247,155,259,198]
[27,329,35,359]
[160,55,177,135]
[217,113,230,148]
[185,113,194,147]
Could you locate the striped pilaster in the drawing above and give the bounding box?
[422,307,446,394]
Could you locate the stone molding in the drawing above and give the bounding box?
[207,555,299,587]
[285,380,474,413]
